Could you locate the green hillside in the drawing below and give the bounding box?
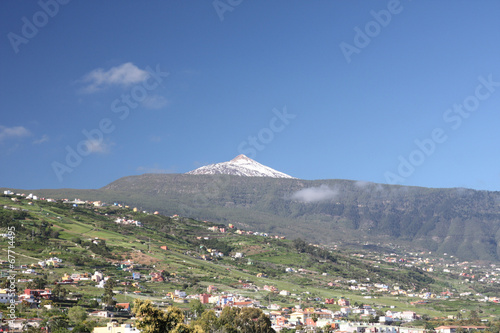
[0,193,433,292]
[0,196,500,330]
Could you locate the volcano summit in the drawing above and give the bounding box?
[186,155,295,179]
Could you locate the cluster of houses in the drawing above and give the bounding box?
[88,316,488,333]
[352,249,500,291]
[275,256,500,304]
[208,222,285,239]
[37,257,63,268]
[193,291,424,332]
[2,190,150,215]
[114,217,143,227]
[0,288,490,333]
[3,190,90,207]
[144,283,427,331]
[0,288,52,306]
[6,258,65,273]
[189,290,490,332]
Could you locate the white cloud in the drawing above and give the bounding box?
[80,62,149,93]
[291,184,338,203]
[83,139,113,154]
[33,134,49,144]
[142,95,169,109]
[0,125,31,142]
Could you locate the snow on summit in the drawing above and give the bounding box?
[186,155,295,179]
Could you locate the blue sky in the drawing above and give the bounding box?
[1,0,500,191]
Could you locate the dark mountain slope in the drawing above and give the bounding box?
[100,174,500,261]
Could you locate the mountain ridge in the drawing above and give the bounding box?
[8,174,500,262]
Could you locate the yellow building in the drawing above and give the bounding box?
[289,311,305,324]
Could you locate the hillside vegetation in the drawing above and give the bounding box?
[2,193,500,330]
[0,194,434,294]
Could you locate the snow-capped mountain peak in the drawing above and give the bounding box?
[231,154,253,163]
[186,155,295,179]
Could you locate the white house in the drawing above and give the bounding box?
[340,307,351,315]
[9,318,42,331]
[400,311,417,322]
[92,271,104,283]
[93,321,140,333]
[90,310,113,318]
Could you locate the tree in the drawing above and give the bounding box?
[27,276,47,290]
[40,299,54,308]
[25,326,45,333]
[52,284,68,301]
[468,310,479,323]
[71,237,82,244]
[280,329,296,333]
[88,299,99,309]
[133,299,202,333]
[425,321,435,332]
[195,310,221,333]
[44,316,69,333]
[72,323,91,333]
[101,279,116,306]
[68,306,88,324]
[292,238,307,253]
[189,299,205,319]
[219,307,275,333]
[72,319,97,333]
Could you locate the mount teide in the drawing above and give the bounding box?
[186,154,295,179]
[11,156,500,262]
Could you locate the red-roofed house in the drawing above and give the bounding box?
[116,303,130,312]
[233,300,253,308]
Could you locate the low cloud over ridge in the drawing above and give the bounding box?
[291,184,338,203]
